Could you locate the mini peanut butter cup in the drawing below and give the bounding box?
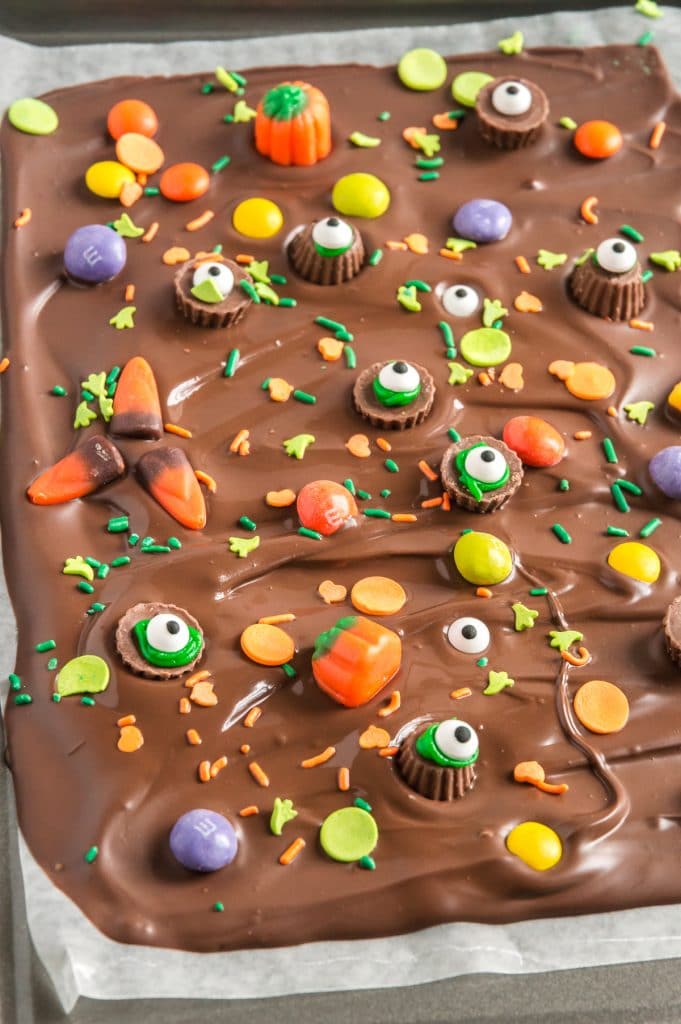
[440,435,523,513]
[115,601,204,679]
[289,217,364,285]
[174,257,252,328]
[663,596,681,669]
[569,241,645,321]
[353,360,435,430]
[476,76,549,150]
[397,724,477,801]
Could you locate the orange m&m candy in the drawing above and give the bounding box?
[107,99,159,140]
[574,120,622,159]
[297,479,357,536]
[160,162,210,202]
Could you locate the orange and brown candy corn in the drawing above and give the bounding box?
[27,435,125,505]
[110,355,163,439]
[137,446,206,529]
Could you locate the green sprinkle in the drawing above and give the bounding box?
[537,249,568,270]
[363,509,391,519]
[619,479,643,495]
[343,478,356,496]
[344,345,357,369]
[624,400,654,425]
[14,693,32,705]
[438,321,454,348]
[356,489,371,501]
[620,224,644,242]
[630,345,656,357]
[476,656,488,668]
[109,305,136,330]
[640,517,662,537]
[143,186,160,196]
[559,479,570,492]
[224,349,240,379]
[88,602,107,613]
[607,525,630,537]
[298,526,323,540]
[201,83,214,94]
[107,515,129,533]
[80,696,96,707]
[635,0,662,19]
[278,297,297,308]
[9,673,21,691]
[603,438,618,464]
[529,587,548,596]
[637,29,654,44]
[359,855,376,870]
[559,116,577,130]
[335,328,354,342]
[349,130,381,148]
[385,459,399,473]
[214,901,225,912]
[354,797,372,812]
[315,315,347,333]
[283,433,315,459]
[448,427,461,442]
[128,533,140,547]
[52,692,61,702]
[648,250,680,271]
[47,657,58,670]
[111,556,131,567]
[293,390,317,404]
[240,279,260,303]
[641,269,654,283]
[269,273,287,285]
[215,66,239,91]
[77,581,95,594]
[35,639,56,653]
[418,171,440,181]
[416,156,444,168]
[378,111,391,121]
[368,248,383,266]
[239,516,257,531]
[380,488,391,498]
[552,523,572,544]
[84,846,99,863]
[211,155,231,172]
[212,244,223,255]
[51,385,67,396]
[144,545,172,554]
[83,556,100,569]
[106,365,121,388]
[261,378,271,390]
[97,563,110,579]
[445,347,457,360]
[611,482,630,513]
[448,109,466,120]
[282,662,297,679]
[167,537,182,550]
[405,279,431,293]
[498,29,524,54]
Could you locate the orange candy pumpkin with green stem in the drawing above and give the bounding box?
[312,615,401,708]
[255,81,331,166]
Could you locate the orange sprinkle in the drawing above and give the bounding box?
[478,371,492,387]
[379,746,399,758]
[346,433,372,458]
[116,714,137,727]
[259,613,296,625]
[186,728,202,745]
[432,111,459,130]
[162,245,190,265]
[402,125,427,148]
[279,837,306,865]
[513,291,542,314]
[439,247,462,261]
[244,706,262,728]
[301,746,336,768]
[230,428,250,453]
[561,645,591,667]
[236,253,255,264]
[238,439,250,457]
[450,686,472,700]
[378,690,401,718]
[124,283,136,302]
[317,580,347,604]
[13,208,32,228]
[579,195,599,225]
[194,250,225,264]
[119,181,143,208]
[359,725,391,749]
[142,221,160,243]
[185,209,215,231]
[441,491,451,512]
[338,767,350,792]
[195,468,217,492]
[266,488,296,508]
[0,357,9,374]
[376,437,392,452]
[239,805,259,816]
[649,120,666,150]
[421,496,443,508]
[498,362,524,391]
[198,760,212,783]
[515,254,531,274]
[418,459,438,481]
[574,430,592,440]
[404,233,429,255]
[117,725,144,753]
[185,669,212,688]
[164,422,193,439]
[210,755,228,778]
[179,697,191,714]
[136,172,147,186]
[317,336,345,361]
[190,681,218,707]
[476,587,492,599]
[513,760,569,795]
[385,240,408,251]
[629,318,654,332]
[248,761,270,787]
[392,513,417,523]
[267,377,294,402]
[607,405,618,418]
[240,744,251,754]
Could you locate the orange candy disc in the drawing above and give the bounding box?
[159,162,210,202]
[574,120,623,159]
[241,623,295,666]
[115,132,165,174]
[574,679,629,735]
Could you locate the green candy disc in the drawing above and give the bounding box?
[460,327,511,367]
[320,806,378,863]
[8,97,59,135]
[56,655,110,697]
[451,71,495,107]
[397,48,448,91]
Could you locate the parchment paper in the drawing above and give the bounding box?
[3,5,681,1013]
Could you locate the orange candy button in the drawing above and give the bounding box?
[115,132,165,174]
[241,623,295,666]
[574,679,629,735]
[160,162,210,202]
[107,99,159,140]
[574,120,623,159]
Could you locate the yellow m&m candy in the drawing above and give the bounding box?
[453,530,513,586]
[332,172,391,219]
[85,160,135,199]
[506,821,562,871]
[607,541,660,583]
[232,197,283,239]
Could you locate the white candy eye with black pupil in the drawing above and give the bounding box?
[146,613,190,653]
[192,261,234,298]
[378,361,420,392]
[434,719,479,762]
[595,238,637,274]
[312,217,353,251]
[446,616,490,654]
[464,445,507,484]
[491,80,533,117]
[442,284,479,317]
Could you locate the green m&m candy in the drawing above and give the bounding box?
[332,172,391,219]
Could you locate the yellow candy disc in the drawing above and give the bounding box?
[85,160,136,199]
[232,197,283,239]
[607,540,660,583]
[453,531,513,586]
[506,821,562,871]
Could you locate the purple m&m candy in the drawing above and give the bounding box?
[453,199,512,244]
[649,446,681,501]
[169,808,238,872]
[64,224,126,284]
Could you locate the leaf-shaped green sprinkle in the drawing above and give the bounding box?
[269,797,298,836]
[397,285,422,312]
[254,282,280,305]
[228,535,261,558]
[548,629,583,653]
[63,556,94,582]
[98,394,114,421]
[191,278,224,304]
[574,247,595,267]
[112,212,144,238]
[498,29,524,54]
[649,250,681,272]
[412,132,440,158]
[349,131,381,148]
[447,362,474,386]
[624,400,655,425]
[635,0,663,18]
[484,670,514,695]
[283,433,316,459]
[537,249,568,270]
[74,401,97,429]
[81,372,107,398]
[482,297,508,328]
[232,99,257,122]
[512,602,538,632]
[215,66,239,92]
[109,305,136,329]
[446,237,477,254]
[247,259,271,284]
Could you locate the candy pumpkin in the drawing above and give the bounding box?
[312,615,401,707]
[255,81,331,166]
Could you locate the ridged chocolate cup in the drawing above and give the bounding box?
[289,221,365,285]
[476,76,549,150]
[174,258,253,328]
[353,361,435,430]
[569,257,645,321]
[115,602,204,680]
[397,728,477,801]
[440,435,523,513]
[663,596,681,670]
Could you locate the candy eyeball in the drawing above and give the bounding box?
[434,719,479,763]
[464,444,508,484]
[312,216,354,254]
[192,260,235,298]
[442,284,480,317]
[446,616,490,654]
[146,613,191,653]
[491,80,533,117]
[377,361,421,393]
[595,238,637,275]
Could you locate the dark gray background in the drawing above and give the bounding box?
[2,2,681,1021]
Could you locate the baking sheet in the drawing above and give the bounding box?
[2,3,681,1014]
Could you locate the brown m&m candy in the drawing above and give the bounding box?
[441,435,523,513]
[475,76,549,150]
[569,238,645,320]
[174,256,252,328]
[397,719,479,801]
[353,360,435,430]
[289,216,364,285]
